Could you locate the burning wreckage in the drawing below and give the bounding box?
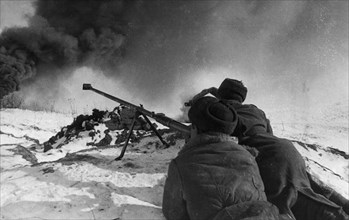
[43,84,190,160]
[43,107,178,152]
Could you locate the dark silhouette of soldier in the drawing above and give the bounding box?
[163,96,290,220]
[187,78,348,220]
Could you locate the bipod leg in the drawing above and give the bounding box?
[139,113,169,148]
[114,116,137,161]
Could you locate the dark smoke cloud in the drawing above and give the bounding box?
[113,0,348,110]
[0,44,36,98]
[0,0,127,99]
[0,0,347,116]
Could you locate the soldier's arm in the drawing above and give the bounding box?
[186,87,218,106]
[261,110,273,135]
[255,106,273,135]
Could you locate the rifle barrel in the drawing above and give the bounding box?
[86,85,153,115]
[83,84,190,134]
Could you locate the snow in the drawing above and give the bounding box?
[1,145,31,169]
[0,109,73,143]
[111,193,162,208]
[0,105,348,219]
[54,163,165,188]
[0,134,29,145]
[1,170,95,207]
[267,100,349,153]
[34,149,68,163]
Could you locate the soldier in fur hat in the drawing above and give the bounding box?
[162,96,291,220]
[187,78,349,220]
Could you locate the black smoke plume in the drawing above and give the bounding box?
[0,1,347,116]
[0,0,127,99]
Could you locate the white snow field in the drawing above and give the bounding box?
[0,101,348,219]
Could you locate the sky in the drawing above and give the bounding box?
[0,0,348,118]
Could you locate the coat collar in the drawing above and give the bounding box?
[179,132,235,155]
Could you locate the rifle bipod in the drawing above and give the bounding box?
[114,111,170,160]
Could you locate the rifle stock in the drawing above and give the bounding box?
[83,84,190,134]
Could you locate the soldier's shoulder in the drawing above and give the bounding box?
[244,103,264,110]
[238,103,259,109]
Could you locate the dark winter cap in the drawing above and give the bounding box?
[217,78,248,102]
[188,96,237,134]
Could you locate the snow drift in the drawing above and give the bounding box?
[0,99,348,219]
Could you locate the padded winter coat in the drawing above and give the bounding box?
[225,100,345,219]
[162,133,282,220]
[230,102,273,139]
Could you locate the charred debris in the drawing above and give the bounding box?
[43,106,185,153]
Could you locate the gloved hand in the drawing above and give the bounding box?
[185,87,217,106]
[184,100,193,106]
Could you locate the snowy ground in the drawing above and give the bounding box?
[0,102,348,219]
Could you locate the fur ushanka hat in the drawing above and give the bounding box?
[217,78,248,102]
[188,96,237,134]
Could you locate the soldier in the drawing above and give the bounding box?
[162,96,290,220]
[188,78,348,220]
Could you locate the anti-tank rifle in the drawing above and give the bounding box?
[82,83,190,160]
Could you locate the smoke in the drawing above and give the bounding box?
[0,0,347,117]
[0,0,126,99]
